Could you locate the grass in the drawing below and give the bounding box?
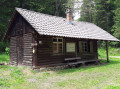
[0,54,9,63]
[0,48,120,89]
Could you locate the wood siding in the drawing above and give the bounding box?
[23,33,33,66]
[10,37,17,65]
[37,35,65,66]
[9,13,34,66]
[37,35,98,67]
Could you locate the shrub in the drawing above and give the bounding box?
[0,41,9,53]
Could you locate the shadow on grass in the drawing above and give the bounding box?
[56,58,120,74]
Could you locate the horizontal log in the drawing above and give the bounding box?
[24,47,32,50]
[10,55,17,57]
[23,34,32,36]
[24,46,32,48]
[37,51,52,53]
[11,39,17,40]
[37,60,63,63]
[23,58,32,61]
[24,39,32,41]
[24,53,33,56]
[24,50,33,54]
[10,51,16,52]
[24,57,32,59]
[10,43,17,45]
[24,48,32,50]
[37,62,63,66]
[10,46,17,48]
[10,57,17,59]
[24,37,32,39]
[24,42,32,43]
[23,60,32,62]
[23,62,32,66]
[24,43,32,45]
[10,42,17,44]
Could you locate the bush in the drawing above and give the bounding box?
[5,47,9,55]
[0,41,9,53]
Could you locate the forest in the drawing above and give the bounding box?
[0,0,120,53]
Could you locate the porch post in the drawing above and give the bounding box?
[106,41,109,62]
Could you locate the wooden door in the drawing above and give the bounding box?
[16,36,23,65]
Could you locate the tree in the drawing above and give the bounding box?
[79,0,94,22]
[93,0,115,33]
[79,0,115,33]
[112,0,120,46]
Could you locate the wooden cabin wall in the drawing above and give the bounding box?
[37,35,65,66]
[78,40,98,60]
[10,37,17,65]
[9,13,34,66]
[37,35,98,67]
[22,33,33,66]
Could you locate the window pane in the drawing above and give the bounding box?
[58,44,62,53]
[58,39,63,42]
[85,48,87,51]
[82,41,90,52]
[53,43,57,53]
[53,38,57,42]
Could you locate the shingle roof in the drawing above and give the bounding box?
[16,8,119,41]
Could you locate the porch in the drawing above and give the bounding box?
[64,57,101,68]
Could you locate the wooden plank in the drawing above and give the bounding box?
[23,33,33,66]
[68,59,101,66]
[65,57,81,61]
[106,41,109,62]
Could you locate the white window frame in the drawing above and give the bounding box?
[53,37,63,54]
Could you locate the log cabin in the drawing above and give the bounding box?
[4,8,119,67]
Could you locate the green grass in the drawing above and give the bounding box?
[0,48,120,89]
[0,54,9,63]
[98,47,120,59]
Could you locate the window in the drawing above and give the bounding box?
[82,41,90,52]
[53,37,63,54]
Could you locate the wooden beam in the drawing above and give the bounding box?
[32,34,38,67]
[106,41,109,62]
[76,41,78,57]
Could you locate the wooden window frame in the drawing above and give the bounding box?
[82,41,90,53]
[53,37,63,54]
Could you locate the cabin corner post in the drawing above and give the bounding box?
[106,40,109,62]
[33,46,37,67]
[32,33,38,67]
